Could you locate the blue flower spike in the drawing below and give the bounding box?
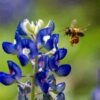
[1,19,71,100]
[0,60,22,85]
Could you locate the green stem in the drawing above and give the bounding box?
[31,77,35,100]
[31,57,38,100]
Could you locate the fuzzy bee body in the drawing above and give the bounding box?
[65,20,85,46]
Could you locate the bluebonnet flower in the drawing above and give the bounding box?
[1,19,71,100]
[0,60,22,85]
[2,37,38,66]
[16,19,58,51]
[36,21,58,51]
[91,68,100,100]
[36,49,71,95]
[92,87,100,100]
[37,49,71,76]
[18,80,31,100]
[47,74,66,100]
[35,71,49,93]
[49,48,71,76]
[38,55,49,75]
[20,19,44,35]
[2,19,45,66]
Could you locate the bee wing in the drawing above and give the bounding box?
[70,19,77,28]
[80,24,90,32]
[77,32,84,37]
[81,28,87,32]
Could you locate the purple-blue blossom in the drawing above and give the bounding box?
[0,60,22,85]
[91,68,100,100]
[1,19,71,100]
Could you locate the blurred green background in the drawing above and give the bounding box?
[0,0,100,100]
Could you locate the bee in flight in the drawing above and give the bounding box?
[65,19,85,46]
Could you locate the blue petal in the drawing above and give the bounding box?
[45,37,53,50]
[36,27,52,46]
[28,40,38,59]
[45,34,59,50]
[54,48,67,61]
[47,20,55,31]
[47,74,56,84]
[38,55,49,72]
[16,22,27,36]
[56,82,66,93]
[14,32,22,44]
[35,71,47,86]
[7,60,22,80]
[17,53,29,66]
[49,56,58,71]
[2,42,17,54]
[52,34,59,49]
[56,64,71,76]
[38,56,45,69]
[55,92,65,100]
[47,74,56,90]
[0,72,15,85]
[41,82,49,93]
[36,71,47,81]
[21,39,38,59]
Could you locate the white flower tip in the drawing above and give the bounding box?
[31,59,35,65]
[22,48,30,57]
[38,68,43,72]
[46,20,54,27]
[43,35,50,43]
[21,19,29,32]
[51,48,57,54]
[34,19,44,34]
[13,39,16,44]
[23,18,29,23]
[38,19,44,25]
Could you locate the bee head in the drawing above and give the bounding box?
[65,27,71,35]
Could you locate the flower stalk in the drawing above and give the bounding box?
[31,57,38,100]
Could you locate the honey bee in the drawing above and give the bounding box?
[65,19,85,46]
